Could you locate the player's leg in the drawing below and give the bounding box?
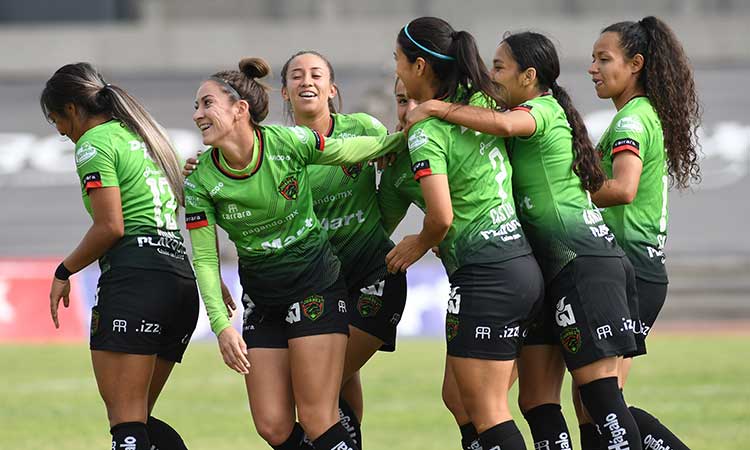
[92,350,156,450]
[441,359,478,450]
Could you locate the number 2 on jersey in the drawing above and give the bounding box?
[488,147,508,201]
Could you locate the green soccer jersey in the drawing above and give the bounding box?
[509,94,623,282]
[75,120,192,277]
[185,124,405,332]
[408,93,532,276]
[378,150,425,236]
[597,96,668,283]
[308,113,393,288]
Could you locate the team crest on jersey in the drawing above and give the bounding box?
[357,294,382,318]
[301,295,324,321]
[278,175,299,200]
[446,314,460,342]
[90,309,100,336]
[561,326,582,353]
[75,142,98,167]
[342,162,363,179]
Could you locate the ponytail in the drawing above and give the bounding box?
[503,32,604,192]
[41,63,184,206]
[102,86,185,205]
[603,17,702,189]
[397,17,503,107]
[550,82,605,192]
[210,57,272,126]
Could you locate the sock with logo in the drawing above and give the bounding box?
[523,403,572,450]
[312,423,359,450]
[338,398,362,449]
[146,416,188,450]
[459,422,481,450]
[578,377,642,450]
[579,423,604,450]
[111,421,151,450]
[477,420,526,450]
[272,423,312,450]
[629,406,690,450]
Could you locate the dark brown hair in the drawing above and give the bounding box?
[397,17,502,107]
[210,57,272,126]
[40,62,185,205]
[503,31,605,192]
[603,17,702,189]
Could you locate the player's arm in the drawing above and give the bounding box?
[592,144,643,207]
[386,174,452,273]
[377,172,412,236]
[405,99,536,138]
[50,187,125,328]
[306,130,407,166]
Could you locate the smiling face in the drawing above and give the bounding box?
[394,78,417,129]
[193,80,246,146]
[47,104,85,143]
[394,45,433,102]
[490,42,530,108]
[281,53,337,119]
[589,31,640,100]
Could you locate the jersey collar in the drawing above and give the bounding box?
[211,127,264,180]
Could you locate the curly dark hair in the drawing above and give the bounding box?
[604,17,702,189]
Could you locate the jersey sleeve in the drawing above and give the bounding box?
[608,114,648,160]
[183,171,216,231]
[288,125,406,166]
[511,98,547,139]
[407,119,449,181]
[188,225,231,335]
[356,113,388,137]
[377,170,412,236]
[75,135,119,194]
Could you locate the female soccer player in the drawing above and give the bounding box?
[185,57,403,450]
[404,31,643,450]
[387,17,544,450]
[581,16,701,450]
[42,63,199,450]
[185,51,408,448]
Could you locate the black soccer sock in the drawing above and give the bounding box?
[459,422,481,450]
[578,377,642,450]
[146,416,188,450]
[477,420,526,450]
[579,423,605,450]
[272,423,311,450]
[629,406,690,450]
[523,403,572,450]
[338,397,362,449]
[111,421,151,450]
[312,423,359,450]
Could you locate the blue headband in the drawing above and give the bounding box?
[403,23,456,61]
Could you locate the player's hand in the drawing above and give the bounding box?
[374,152,398,171]
[220,279,237,318]
[182,153,202,177]
[386,234,430,274]
[217,327,250,374]
[49,277,71,329]
[403,100,437,134]
[431,246,441,258]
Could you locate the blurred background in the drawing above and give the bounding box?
[0,2,748,449]
[1,0,747,342]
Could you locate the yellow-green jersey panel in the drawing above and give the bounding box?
[184,124,405,306]
[509,94,623,283]
[308,113,392,288]
[378,150,425,236]
[75,120,192,277]
[408,93,532,275]
[597,96,668,283]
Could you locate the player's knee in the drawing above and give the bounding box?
[441,383,464,416]
[254,418,295,446]
[518,388,559,413]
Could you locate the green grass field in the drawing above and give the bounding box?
[2,335,748,450]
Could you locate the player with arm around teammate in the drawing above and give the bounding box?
[580,17,701,450]
[387,17,544,450]
[185,57,404,450]
[42,63,199,450]
[405,30,646,450]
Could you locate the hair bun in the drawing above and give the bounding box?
[239,57,271,80]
